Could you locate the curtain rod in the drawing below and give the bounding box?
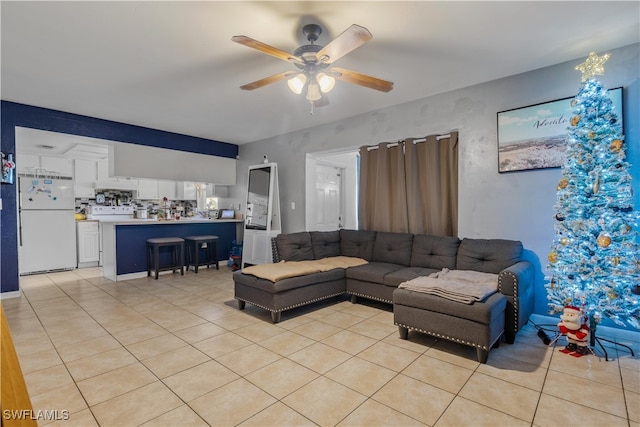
[367,142,399,151]
[412,133,451,144]
[365,132,453,150]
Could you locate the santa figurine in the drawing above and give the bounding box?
[557,305,590,357]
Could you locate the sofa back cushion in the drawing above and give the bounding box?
[372,232,414,266]
[456,238,523,273]
[310,231,341,259]
[340,230,377,261]
[275,232,314,261]
[411,234,460,269]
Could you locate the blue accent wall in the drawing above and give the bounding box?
[0,101,238,293]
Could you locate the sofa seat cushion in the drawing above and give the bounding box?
[346,262,405,284]
[393,288,506,325]
[383,267,439,287]
[233,269,345,294]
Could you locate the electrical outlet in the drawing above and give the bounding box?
[291,202,295,210]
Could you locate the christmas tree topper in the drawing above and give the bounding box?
[575,51,610,82]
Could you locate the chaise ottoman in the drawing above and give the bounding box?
[393,287,507,363]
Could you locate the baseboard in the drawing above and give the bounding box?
[0,290,22,300]
[115,272,148,281]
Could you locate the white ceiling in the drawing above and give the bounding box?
[2,1,639,147]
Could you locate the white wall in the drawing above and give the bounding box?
[235,43,639,321]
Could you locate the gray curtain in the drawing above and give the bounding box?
[359,132,458,236]
[358,142,408,232]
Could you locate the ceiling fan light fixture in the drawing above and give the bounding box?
[306,81,322,101]
[287,74,307,95]
[317,73,335,93]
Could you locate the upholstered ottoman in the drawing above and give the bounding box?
[393,287,507,363]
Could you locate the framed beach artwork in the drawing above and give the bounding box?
[497,87,623,173]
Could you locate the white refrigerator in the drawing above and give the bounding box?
[18,176,77,275]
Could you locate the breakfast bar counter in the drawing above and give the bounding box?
[100,219,243,281]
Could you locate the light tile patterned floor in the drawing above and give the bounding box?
[3,267,639,427]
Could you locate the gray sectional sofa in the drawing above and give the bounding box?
[233,229,534,362]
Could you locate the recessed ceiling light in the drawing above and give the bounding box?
[36,144,55,150]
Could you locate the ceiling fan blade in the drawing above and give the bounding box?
[240,71,293,91]
[232,35,301,64]
[316,24,372,64]
[330,67,394,92]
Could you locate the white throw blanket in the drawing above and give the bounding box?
[398,268,499,304]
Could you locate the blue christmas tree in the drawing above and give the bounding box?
[546,52,640,329]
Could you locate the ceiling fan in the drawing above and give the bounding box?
[232,23,393,108]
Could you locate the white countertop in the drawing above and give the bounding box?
[93,218,243,225]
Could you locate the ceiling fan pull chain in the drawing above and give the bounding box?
[309,101,315,115]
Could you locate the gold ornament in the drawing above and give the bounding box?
[610,139,622,152]
[612,256,620,266]
[560,237,569,246]
[548,252,558,263]
[557,178,569,190]
[588,131,596,139]
[575,51,611,82]
[597,234,611,248]
[570,115,581,126]
[608,289,618,300]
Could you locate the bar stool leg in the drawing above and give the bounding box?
[179,242,184,275]
[146,245,151,277]
[186,242,191,272]
[214,240,219,270]
[194,242,200,273]
[154,245,160,279]
[172,245,177,274]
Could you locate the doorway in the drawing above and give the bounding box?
[315,163,343,231]
[305,150,358,231]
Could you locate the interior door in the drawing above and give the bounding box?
[315,164,343,231]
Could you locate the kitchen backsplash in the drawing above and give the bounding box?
[75,189,236,217]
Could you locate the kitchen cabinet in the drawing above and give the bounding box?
[217,185,229,197]
[41,156,73,177]
[137,179,160,200]
[77,221,100,268]
[16,154,73,177]
[158,180,177,200]
[16,153,40,174]
[177,182,197,200]
[74,159,97,198]
[205,184,228,198]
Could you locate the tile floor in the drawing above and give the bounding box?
[2,266,639,427]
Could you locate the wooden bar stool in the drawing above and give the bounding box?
[184,235,219,273]
[146,237,185,279]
